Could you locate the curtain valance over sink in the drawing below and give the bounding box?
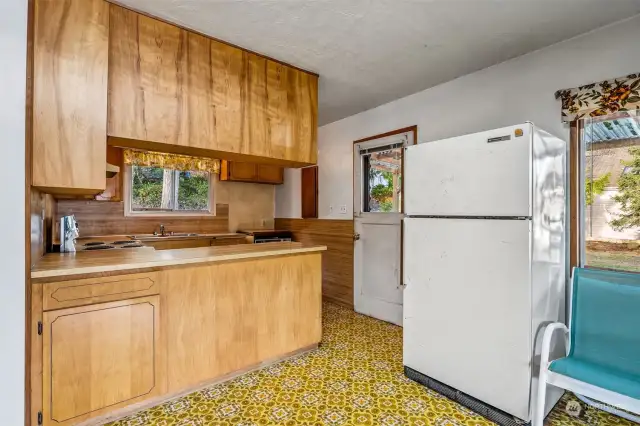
[555,73,640,122]
[124,149,220,174]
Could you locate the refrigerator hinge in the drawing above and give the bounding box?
[37,321,43,335]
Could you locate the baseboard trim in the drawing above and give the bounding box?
[78,344,319,426]
[404,366,530,426]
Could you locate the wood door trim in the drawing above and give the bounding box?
[353,125,418,144]
[105,1,318,77]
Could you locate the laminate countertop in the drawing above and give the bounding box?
[31,242,327,282]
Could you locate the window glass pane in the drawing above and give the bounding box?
[131,166,211,212]
[582,111,640,272]
[363,147,402,213]
[176,170,210,211]
[131,166,169,211]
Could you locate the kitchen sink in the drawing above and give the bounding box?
[128,233,200,239]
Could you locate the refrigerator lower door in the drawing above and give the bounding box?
[403,217,532,420]
[404,123,531,217]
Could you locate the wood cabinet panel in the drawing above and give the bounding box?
[275,218,354,308]
[163,254,322,392]
[210,40,244,153]
[33,0,108,194]
[107,4,317,166]
[301,166,319,218]
[144,239,213,251]
[257,164,284,184]
[42,296,164,426]
[43,273,159,311]
[212,237,248,246]
[220,161,283,184]
[227,162,257,181]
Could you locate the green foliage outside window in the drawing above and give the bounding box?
[131,166,210,211]
[369,169,396,212]
[611,147,640,230]
[585,172,610,206]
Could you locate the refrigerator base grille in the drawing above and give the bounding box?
[404,366,530,426]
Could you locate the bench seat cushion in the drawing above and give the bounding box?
[550,357,640,400]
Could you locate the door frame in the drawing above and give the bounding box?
[352,126,417,323]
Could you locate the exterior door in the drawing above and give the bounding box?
[42,296,162,426]
[353,128,415,326]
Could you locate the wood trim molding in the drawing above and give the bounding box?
[353,125,418,144]
[25,0,35,423]
[105,1,318,78]
[569,121,581,270]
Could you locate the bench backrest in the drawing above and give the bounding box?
[570,267,640,376]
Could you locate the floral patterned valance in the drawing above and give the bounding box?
[124,149,220,174]
[555,73,640,122]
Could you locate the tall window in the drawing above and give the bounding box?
[581,110,640,272]
[128,165,213,214]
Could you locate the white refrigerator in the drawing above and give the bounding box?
[403,123,567,425]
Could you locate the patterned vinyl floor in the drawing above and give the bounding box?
[107,303,632,426]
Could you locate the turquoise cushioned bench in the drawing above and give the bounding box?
[548,268,640,399]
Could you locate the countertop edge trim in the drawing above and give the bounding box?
[31,246,327,281]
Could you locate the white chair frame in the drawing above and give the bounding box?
[534,270,640,426]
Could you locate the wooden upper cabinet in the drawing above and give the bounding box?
[33,0,108,194]
[41,296,164,426]
[220,160,283,184]
[107,4,318,166]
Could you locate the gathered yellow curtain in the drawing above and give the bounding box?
[123,149,220,174]
[555,73,640,122]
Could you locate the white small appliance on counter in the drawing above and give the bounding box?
[403,123,567,426]
[60,215,79,252]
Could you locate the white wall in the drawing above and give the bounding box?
[276,15,640,219]
[0,0,27,424]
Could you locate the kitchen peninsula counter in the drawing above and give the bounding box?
[30,242,325,426]
[32,242,326,282]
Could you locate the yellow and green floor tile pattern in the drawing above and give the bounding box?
[108,303,634,425]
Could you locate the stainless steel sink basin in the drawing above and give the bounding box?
[129,233,200,240]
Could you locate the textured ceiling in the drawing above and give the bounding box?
[115,0,640,125]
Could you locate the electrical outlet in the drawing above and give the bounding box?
[340,205,347,214]
[329,205,333,214]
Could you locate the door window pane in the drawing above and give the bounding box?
[582,111,640,272]
[362,146,403,213]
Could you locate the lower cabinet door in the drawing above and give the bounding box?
[42,296,162,426]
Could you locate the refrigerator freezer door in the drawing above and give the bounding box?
[405,124,531,217]
[403,217,532,420]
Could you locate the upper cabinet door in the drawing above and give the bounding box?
[108,4,318,166]
[33,0,108,194]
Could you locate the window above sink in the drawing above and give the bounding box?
[125,165,215,217]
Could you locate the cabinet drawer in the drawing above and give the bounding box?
[42,272,160,311]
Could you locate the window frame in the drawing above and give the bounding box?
[123,165,216,217]
[574,115,640,274]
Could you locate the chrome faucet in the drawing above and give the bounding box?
[159,224,166,236]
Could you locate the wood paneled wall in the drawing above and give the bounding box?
[275,218,353,308]
[30,189,56,265]
[56,201,229,237]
